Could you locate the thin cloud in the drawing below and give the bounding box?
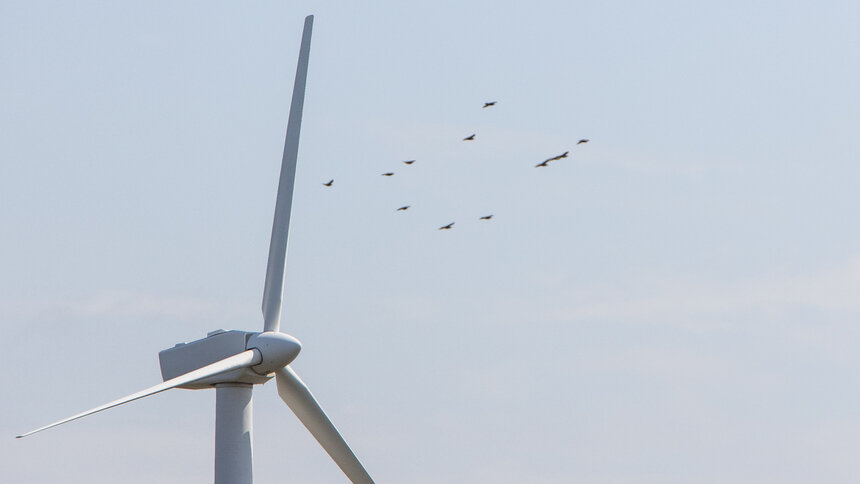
[548,255,860,323]
[1,290,246,321]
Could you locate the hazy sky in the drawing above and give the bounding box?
[3,1,860,483]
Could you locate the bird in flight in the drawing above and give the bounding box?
[322,179,333,187]
[535,151,568,167]
[403,160,416,165]
[479,215,493,220]
[463,134,476,141]
[397,205,410,211]
[577,139,589,145]
[381,172,395,177]
[439,222,455,230]
[547,151,569,162]
[482,101,497,108]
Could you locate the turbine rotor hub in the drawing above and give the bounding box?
[247,331,302,374]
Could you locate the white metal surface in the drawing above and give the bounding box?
[215,384,254,484]
[246,331,302,374]
[160,330,251,380]
[158,330,298,388]
[17,349,261,438]
[262,14,314,334]
[276,366,374,484]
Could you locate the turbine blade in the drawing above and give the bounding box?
[276,366,374,484]
[17,349,262,439]
[262,15,314,333]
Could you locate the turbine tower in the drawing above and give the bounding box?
[17,15,374,484]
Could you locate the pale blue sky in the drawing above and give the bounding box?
[3,1,860,483]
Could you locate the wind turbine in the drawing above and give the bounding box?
[17,15,374,484]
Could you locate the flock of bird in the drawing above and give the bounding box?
[321,101,589,231]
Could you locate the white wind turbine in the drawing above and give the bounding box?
[17,15,374,484]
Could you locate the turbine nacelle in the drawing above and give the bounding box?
[159,330,301,389]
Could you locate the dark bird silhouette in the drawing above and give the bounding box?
[536,151,569,167]
[439,222,455,230]
[381,172,395,177]
[547,151,569,162]
[403,160,416,165]
[577,139,589,145]
[397,205,410,211]
[463,134,476,141]
[322,179,333,187]
[482,101,497,108]
[480,215,493,220]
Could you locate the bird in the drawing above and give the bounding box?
[439,222,454,230]
[381,172,394,176]
[403,160,416,165]
[544,151,569,163]
[479,215,493,220]
[463,134,475,141]
[577,139,589,145]
[535,151,569,167]
[482,101,497,108]
[396,205,410,211]
[322,179,333,187]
